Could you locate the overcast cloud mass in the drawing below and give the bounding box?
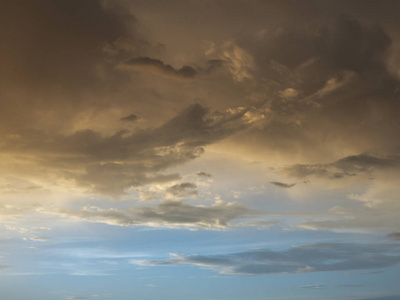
[1,1,400,299]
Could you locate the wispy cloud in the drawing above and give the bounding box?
[270,182,296,189]
[43,200,261,229]
[131,243,400,275]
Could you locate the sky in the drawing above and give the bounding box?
[1,0,400,299]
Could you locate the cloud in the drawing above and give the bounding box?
[0,0,137,137]
[118,56,224,80]
[2,103,256,196]
[52,248,146,260]
[65,296,101,300]
[120,114,139,122]
[221,14,400,164]
[269,181,296,189]
[297,284,325,289]
[0,177,42,194]
[313,71,357,98]
[298,199,400,232]
[387,232,400,241]
[235,220,278,229]
[283,154,400,179]
[0,204,39,222]
[0,0,130,88]
[279,88,299,99]
[196,172,212,178]
[132,242,400,275]
[23,237,48,242]
[44,200,261,229]
[219,43,253,82]
[166,182,197,198]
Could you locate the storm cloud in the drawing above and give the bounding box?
[1,103,257,195]
[118,57,224,80]
[1,2,400,298]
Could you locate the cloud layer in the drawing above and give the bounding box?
[133,242,400,275]
[44,200,260,229]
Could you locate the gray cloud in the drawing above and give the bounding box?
[196,172,212,178]
[133,242,400,275]
[0,0,130,87]
[283,154,400,179]
[2,103,254,195]
[120,113,139,122]
[269,181,296,189]
[224,13,400,163]
[2,0,400,200]
[387,232,400,241]
[166,182,197,198]
[46,200,260,229]
[0,0,137,136]
[297,284,325,289]
[118,56,224,80]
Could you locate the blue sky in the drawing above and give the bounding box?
[1,1,400,299]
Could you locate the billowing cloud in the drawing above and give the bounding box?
[220,14,400,164]
[2,1,400,299]
[1,103,258,195]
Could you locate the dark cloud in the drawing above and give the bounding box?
[335,154,399,172]
[118,56,224,80]
[134,242,400,275]
[166,182,197,198]
[388,232,400,241]
[0,0,134,93]
[228,14,400,162]
[240,12,393,85]
[283,164,330,179]
[0,0,137,138]
[283,154,400,179]
[196,172,212,178]
[2,103,254,195]
[270,181,296,189]
[47,200,261,229]
[120,113,139,122]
